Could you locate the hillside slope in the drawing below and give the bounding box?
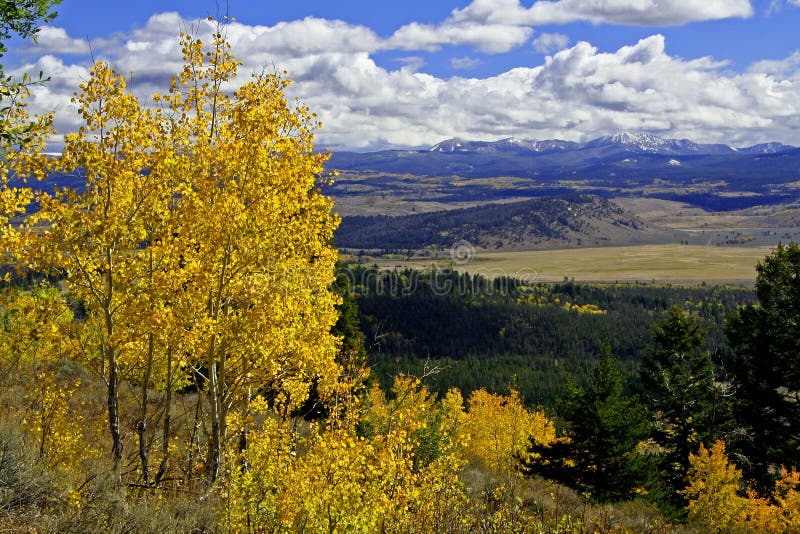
[335,194,676,251]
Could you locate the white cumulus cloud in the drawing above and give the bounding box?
[533,32,570,54]
[452,0,754,26]
[387,21,532,53]
[10,11,800,151]
[451,56,482,70]
[383,0,753,59]
[301,33,800,148]
[30,26,92,55]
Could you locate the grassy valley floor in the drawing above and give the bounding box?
[374,244,773,285]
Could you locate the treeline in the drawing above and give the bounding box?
[342,264,755,404]
[650,191,795,212]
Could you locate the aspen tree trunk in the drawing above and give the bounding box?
[155,345,174,484]
[206,248,230,482]
[105,248,123,466]
[138,332,155,484]
[207,339,221,482]
[107,345,123,465]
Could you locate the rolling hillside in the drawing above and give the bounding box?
[335,194,676,251]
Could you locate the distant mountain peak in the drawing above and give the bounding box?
[586,130,709,154]
[739,142,796,155]
[425,132,796,158]
[500,136,524,144]
[428,136,578,154]
[587,130,746,156]
[429,138,467,152]
[595,130,664,145]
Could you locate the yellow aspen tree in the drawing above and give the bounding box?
[359,376,467,473]
[21,373,88,470]
[223,412,296,532]
[280,380,468,533]
[682,440,748,530]
[119,179,189,484]
[0,284,103,478]
[463,388,555,476]
[0,283,72,385]
[774,467,800,531]
[281,427,383,532]
[227,379,534,533]
[159,26,341,481]
[23,60,188,471]
[742,488,781,532]
[735,467,800,531]
[16,21,340,484]
[1,77,53,272]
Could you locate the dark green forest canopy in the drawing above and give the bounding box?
[341,265,755,406]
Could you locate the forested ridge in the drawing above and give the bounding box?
[2,7,800,533]
[345,265,754,405]
[335,194,652,251]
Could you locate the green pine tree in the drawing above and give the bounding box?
[640,306,732,510]
[520,344,652,502]
[727,243,800,490]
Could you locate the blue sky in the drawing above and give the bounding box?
[8,0,800,150]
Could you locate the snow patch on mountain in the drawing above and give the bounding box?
[428,130,774,156]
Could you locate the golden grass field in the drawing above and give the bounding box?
[376,244,775,285]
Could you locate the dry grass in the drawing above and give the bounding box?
[377,244,773,285]
[613,196,800,231]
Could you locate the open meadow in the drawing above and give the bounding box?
[375,244,774,285]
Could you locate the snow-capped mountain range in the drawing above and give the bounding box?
[428,131,796,156]
[326,130,800,182]
[429,137,579,154]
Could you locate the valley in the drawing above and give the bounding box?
[327,131,800,284]
[371,244,771,286]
